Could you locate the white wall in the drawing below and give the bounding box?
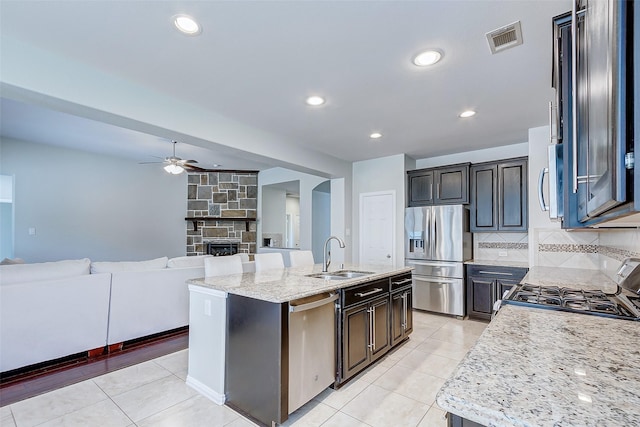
[352,154,413,267]
[415,142,528,169]
[312,190,330,262]
[258,168,344,259]
[261,185,286,246]
[1,138,187,262]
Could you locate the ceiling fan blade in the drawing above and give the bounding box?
[178,159,198,164]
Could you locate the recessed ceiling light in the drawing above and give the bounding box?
[370,132,382,139]
[173,15,201,35]
[306,96,325,106]
[412,49,443,67]
[459,110,476,118]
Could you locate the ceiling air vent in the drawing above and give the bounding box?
[486,21,523,54]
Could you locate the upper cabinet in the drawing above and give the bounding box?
[470,157,528,232]
[407,163,469,206]
[551,1,637,228]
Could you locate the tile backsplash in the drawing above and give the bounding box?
[473,233,529,263]
[474,227,639,281]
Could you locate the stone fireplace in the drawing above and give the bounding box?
[186,171,258,255]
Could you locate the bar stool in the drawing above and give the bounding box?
[204,255,244,277]
[254,253,285,272]
[288,250,315,267]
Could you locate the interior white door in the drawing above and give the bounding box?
[359,191,395,266]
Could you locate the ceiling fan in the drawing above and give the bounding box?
[139,140,203,174]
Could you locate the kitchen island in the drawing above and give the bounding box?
[186,263,412,426]
[436,266,640,426]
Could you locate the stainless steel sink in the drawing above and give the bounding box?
[306,270,374,280]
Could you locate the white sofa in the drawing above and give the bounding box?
[0,255,210,373]
[101,256,207,345]
[0,259,111,372]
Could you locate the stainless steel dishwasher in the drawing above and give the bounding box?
[288,292,338,413]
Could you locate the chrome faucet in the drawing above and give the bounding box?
[323,236,345,272]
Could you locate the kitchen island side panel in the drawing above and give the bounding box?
[225,294,288,426]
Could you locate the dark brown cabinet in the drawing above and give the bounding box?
[466,265,528,321]
[408,163,470,206]
[470,158,528,232]
[391,288,412,347]
[341,295,390,381]
[339,278,391,383]
[338,273,412,385]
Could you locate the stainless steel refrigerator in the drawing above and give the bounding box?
[405,205,472,316]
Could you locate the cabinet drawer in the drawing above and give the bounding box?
[466,265,528,282]
[390,273,412,291]
[342,279,390,307]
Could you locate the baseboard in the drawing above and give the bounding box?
[186,375,226,405]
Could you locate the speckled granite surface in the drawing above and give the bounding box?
[187,263,412,303]
[436,267,640,427]
[523,266,618,293]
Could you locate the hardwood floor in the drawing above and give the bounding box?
[0,328,189,407]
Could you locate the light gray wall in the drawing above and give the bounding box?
[312,189,331,263]
[352,154,411,267]
[415,142,528,168]
[1,138,187,263]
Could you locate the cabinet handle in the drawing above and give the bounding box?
[367,307,374,350]
[401,293,407,330]
[391,278,412,287]
[355,288,383,298]
[478,270,513,276]
[436,183,440,199]
[371,305,376,351]
[538,167,549,211]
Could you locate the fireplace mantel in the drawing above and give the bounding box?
[185,217,256,232]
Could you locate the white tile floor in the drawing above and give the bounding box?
[1,311,487,427]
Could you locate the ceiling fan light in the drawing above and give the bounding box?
[164,163,185,174]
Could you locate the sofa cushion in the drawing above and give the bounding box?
[0,258,25,265]
[90,257,168,274]
[167,255,212,268]
[0,258,91,286]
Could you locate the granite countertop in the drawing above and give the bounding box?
[436,266,640,427]
[464,259,529,269]
[187,263,412,303]
[522,266,618,293]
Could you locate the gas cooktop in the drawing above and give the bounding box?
[502,283,640,321]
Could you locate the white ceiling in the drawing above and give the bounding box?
[0,0,571,172]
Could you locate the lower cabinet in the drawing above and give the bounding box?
[391,286,413,347]
[341,295,390,381]
[338,273,412,385]
[466,265,528,321]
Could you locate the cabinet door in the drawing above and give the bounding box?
[470,164,498,232]
[370,297,390,363]
[342,303,370,380]
[408,171,434,206]
[498,159,528,232]
[434,165,469,204]
[390,291,404,347]
[466,276,494,320]
[496,279,519,300]
[403,290,413,336]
